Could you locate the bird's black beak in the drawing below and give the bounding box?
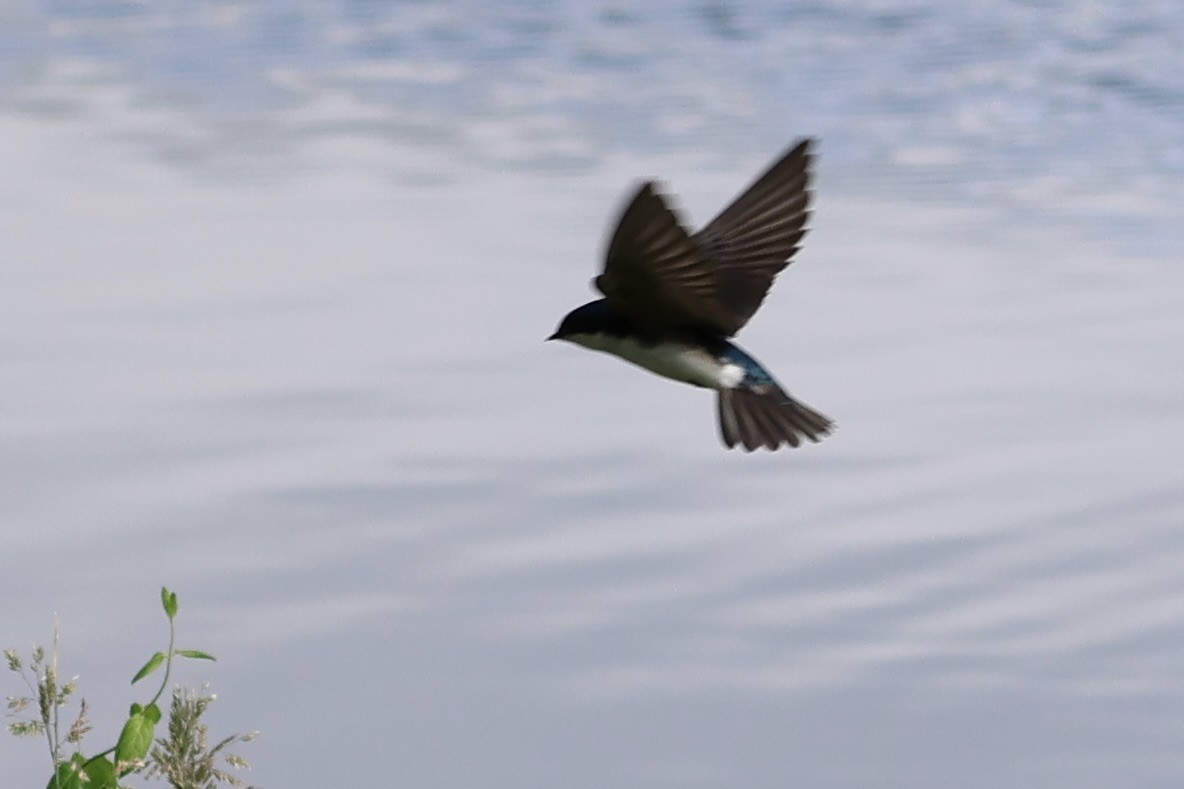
[545,332,558,341]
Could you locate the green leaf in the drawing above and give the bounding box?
[46,755,85,789]
[114,710,157,774]
[143,702,162,724]
[44,754,115,789]
[175,649,217,661]
[131,652,165,684]
[81,756,118,789]
[161,587,178,619]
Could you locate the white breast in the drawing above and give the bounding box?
[571,333,745,390]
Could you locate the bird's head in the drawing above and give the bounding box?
[547,299,615,343]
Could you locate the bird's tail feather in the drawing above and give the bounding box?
[717,388,834,451]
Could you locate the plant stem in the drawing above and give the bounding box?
[47,620,61,788]
[148,611,177,708]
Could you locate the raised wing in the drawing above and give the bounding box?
[595,182,735,335]
[693,139,813,334]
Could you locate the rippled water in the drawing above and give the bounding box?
[3,3,1184,787]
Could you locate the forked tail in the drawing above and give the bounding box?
[717,388,834,451]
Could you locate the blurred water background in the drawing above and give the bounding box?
[3,2,1183,787]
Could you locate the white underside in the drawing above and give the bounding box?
[570,333,745,390]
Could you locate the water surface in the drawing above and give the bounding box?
[3,3,1184,787]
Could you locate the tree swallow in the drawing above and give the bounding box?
[548,139,834,451]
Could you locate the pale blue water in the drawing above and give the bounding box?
[3,3,1184,787]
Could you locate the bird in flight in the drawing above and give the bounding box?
[548,139,834,451]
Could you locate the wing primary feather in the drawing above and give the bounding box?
[599,139,816,337]
[691,138,816,334]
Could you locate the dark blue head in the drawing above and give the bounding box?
[547,299,624,342]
